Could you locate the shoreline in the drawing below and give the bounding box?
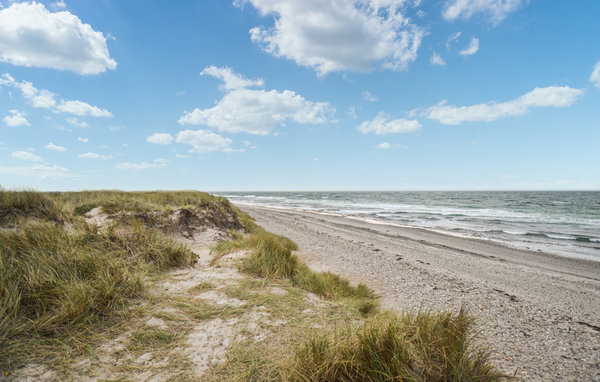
[234,201,600,274]
[238,204,600,381]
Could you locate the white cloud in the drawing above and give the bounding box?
[179,66,333,135]
[0,2,116,74]
[77,137,88,143]
[236,0,424,76]
[590,60,600,88]
[0,163,73,179]
[347,106,357,119]
[66,117,90,128]
[362,91,378,102]
[147,133,174,145]
[56,100,112,117]
[357,112,421,135]
[424,86,584,125]
[459,37,479,56]
[175,154,190,159]
[376,142,390,149]
[430,52,446,66]
[446,31,462,50]
[3,109,30,126]
[11,150,44,162]
[45,142,66,152]
[116,158,169,171]
[78,152,112,160]
[442,0,524,24]
[201,66,264,90]
[176,130,233,153]
[51,1,67,10]
[0,73,111,117]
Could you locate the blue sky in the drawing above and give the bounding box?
[0,0,598,191]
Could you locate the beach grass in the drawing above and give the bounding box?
[212,227,379,315]
[287,308,505,381]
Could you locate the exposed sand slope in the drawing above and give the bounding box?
[239,204,600,382]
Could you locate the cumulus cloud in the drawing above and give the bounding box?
[357,112,421,135]
[424,86,584,125]
[459,37,479,56]
[77,137,89,143]
[78,152,112,160]
[0,163,73,179]
[442,0,524,24]
[179,66,333,135]
[430,52,446,66]
[11,150,44,162]
[45,142,66,152]
[362,91,378,102]
[376,142,391,149]
[0,2,116,74]
[200,66,264,90]
[0,73,57,108]
[0,73,112,117]
[4,110,30,127]
[147,133,174,145]
[590,60,600,88]
[66,117,90,128]
[236,0,424,76]
[176,130,233,153]
[56,100,112,117]
[116,158,169,171]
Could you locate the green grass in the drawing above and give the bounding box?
[0,189,210,372]
[0,189,65,226]
[212,229,378,315]
[0,221,196,350]
[288,309,507,382]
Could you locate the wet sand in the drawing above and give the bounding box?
[239,204,600,381]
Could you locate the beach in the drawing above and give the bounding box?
[239,204,600,381]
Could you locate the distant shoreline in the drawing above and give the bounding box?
[231,198,600,263]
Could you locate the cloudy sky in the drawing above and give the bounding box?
[0,0,598,191]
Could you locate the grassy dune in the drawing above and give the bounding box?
[0,189,506,380]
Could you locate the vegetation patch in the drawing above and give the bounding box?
[0,189,65,227]
[288,309,506,381]
[212,228,378,315]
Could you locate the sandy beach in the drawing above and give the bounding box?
[239,204,600,381]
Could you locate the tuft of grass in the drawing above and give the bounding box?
[0,189,65,226]
[213,228,378,315]
[130,328,177,347]
[288,308,507,382]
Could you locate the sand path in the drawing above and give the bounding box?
[239,204,600,381]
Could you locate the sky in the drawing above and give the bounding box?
[0,0,599,191]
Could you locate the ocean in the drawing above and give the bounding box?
[219,191,600,262]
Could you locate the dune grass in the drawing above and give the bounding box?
[0,221,196,368]
[0,189,65,226]
[0,189,207,372]
[50,190,230,216]
[288,309,506,382]
[212,223,378,315]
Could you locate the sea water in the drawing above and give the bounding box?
[219,191,600,262]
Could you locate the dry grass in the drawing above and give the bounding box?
[288,309,507,381]
[212,229,378,315]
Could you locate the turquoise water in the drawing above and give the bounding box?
[220,191,600,261]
